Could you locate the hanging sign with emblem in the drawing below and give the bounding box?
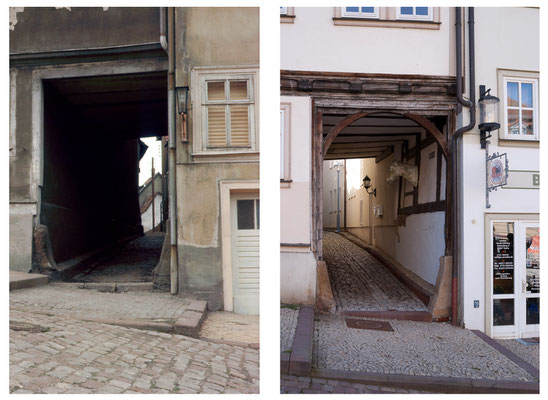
[486,152,509,208]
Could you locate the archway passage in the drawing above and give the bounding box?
[41,71,167,283]
[319,111,450,318]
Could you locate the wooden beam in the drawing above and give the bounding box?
[375,146,394,163]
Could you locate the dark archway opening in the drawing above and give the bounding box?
[41,71,167,281]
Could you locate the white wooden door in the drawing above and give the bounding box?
[230,194,259,315]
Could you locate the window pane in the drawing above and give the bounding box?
[207,81,225,101]
[361,7,375,13]
[229,105,250,146]
[507,109,519,135]
[255,199,260,229]
[507,82,519,107]
[230,80,248,101]
[400,7,413,15]
[493,299,514,326]
[521,83,533,108]
[526,227,540,293]
[416,7,429,15]
[522,109,534,135]
[237,200,255,230]
[493,222,514,294]
[526,298,539,325]
[280,7,287,14]
[207,106,226,147]
[346,7,359,12]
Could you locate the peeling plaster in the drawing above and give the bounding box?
[9,7,25,31]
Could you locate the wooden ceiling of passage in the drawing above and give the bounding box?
[323,112,427,161]
[45,71,167,139]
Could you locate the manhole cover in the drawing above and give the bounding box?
[345,318,393,332]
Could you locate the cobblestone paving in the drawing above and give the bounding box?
[496,339,539,370]
[280,375,435,394]
[323,231,427,311]
[313,314,537,382]
[200,312,259,347]
[72,232,165,283]
[10,308,259,394]
[10,283,191,322]
[280,306,299,352]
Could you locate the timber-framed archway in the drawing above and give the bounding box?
[311,107,455,260]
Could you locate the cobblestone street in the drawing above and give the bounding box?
[323,231,427,311]
[10,287,259,394]
[313,313,537,382]
[71,232,165,283]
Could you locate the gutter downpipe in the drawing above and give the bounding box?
[452,7,475,325]
[166,7,178,295]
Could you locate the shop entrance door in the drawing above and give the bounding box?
[490,219,539,338]
[518,222,539,338]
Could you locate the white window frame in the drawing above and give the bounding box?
[342,7,379,19]
[500,74,539,141]
[396,7,433,21]
[280,103,292,184]
[191,66,259,162]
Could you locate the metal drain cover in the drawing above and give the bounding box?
[345,318,393,332]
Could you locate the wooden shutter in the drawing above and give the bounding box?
[229,105,250,146]
[207,106,227,147]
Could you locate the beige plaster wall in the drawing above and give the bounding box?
[176,7,259,87]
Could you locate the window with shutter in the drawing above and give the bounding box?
[192,66,258,160]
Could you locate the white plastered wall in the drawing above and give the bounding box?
[280,95,316,304]
[460,7,539,331]
[281,7,454,76]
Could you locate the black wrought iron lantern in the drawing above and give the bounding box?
[362,175,376,197]
[478,85,500,148]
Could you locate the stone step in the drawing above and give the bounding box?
[10,271,49,291]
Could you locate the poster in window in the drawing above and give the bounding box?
[493,222,514,294]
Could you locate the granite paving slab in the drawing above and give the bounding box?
[322,231,427,312]
[313,314,537,382]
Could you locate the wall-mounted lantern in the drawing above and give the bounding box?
[176,86,189,142]
[478,85,500,149]
[363,175,377,197]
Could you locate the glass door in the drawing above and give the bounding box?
[518,222,539,338]
[491,221,517,337]
[490,219,539,338]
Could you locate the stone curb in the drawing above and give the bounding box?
[174,300,208,338]
[78,282,154,292]
[9,272,50,291]
[311,368,539,394]
[287,306,315,377]
[80,299,208,339]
